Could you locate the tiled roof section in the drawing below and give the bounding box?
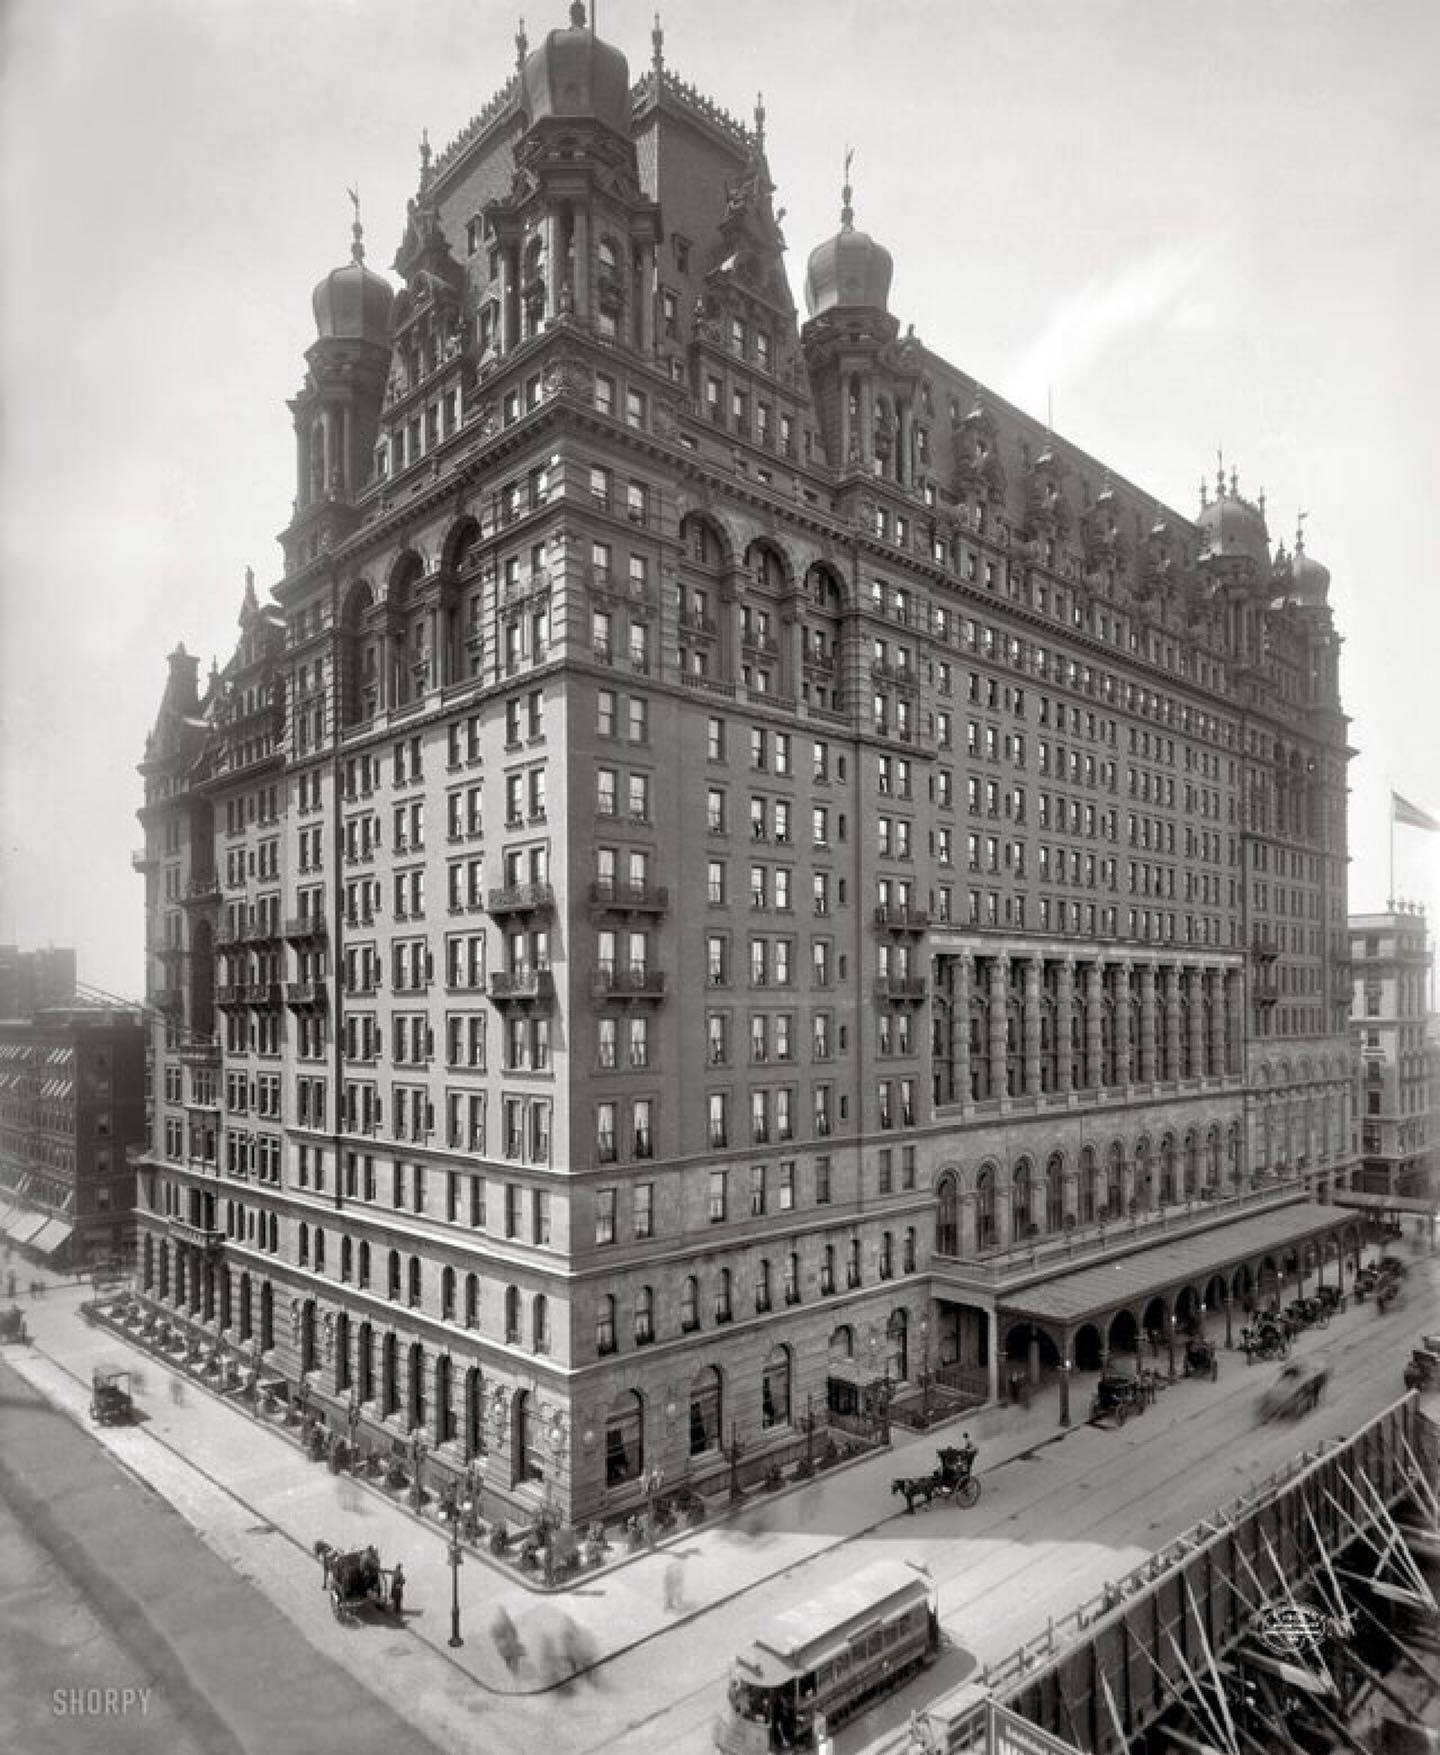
[1000,1201,1354,1326]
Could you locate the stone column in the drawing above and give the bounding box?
[1023,956,1043,1096]
[1085,961,1104,1090]
[1114,963,1134,1087]
[1188,966,1207,1079]
[1056,958,1075,1094]
[1226,970,1245,1076]
[721,571,746,685]
[1163,963,1183,1083]
[639,242,657,354]
[1208,967,1227,1078]
[500,245,519,352]
[1139,963,1157,1083]
[573,207,591,321]
[954,953,972,1102]
[987,956,1009,1100]
[543,211,561,325]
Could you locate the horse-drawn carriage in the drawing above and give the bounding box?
[1315,1284,1345,1318]
[1088,1371,1145,1426]
[1284,1296,1329,1330]
[313,1541,398,1621]
[89,1367,133,1424]
[1259,1359,1329,1422]
[0,1305,30,1344]
[1376,1275,1405,1315]
[1182,1334,1219,1380]
[891,1444,981,1514]
[1240,1318,1290,1364]
[1403,1340,1440,1392]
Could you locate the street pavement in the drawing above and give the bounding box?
[1,1240,1435,1755]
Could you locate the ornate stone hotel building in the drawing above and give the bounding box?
[134,6,1358,1522]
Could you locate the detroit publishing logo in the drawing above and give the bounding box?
[1255,1604,1353,1655]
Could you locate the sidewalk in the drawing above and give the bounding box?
[4,1269,1085,1700]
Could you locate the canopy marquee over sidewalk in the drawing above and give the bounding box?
[996,1199,1357,1337]
[1329,1189,1438,1218]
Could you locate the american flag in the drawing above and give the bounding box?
[1392,791,1440,832]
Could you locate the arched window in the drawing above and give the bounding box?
[681,1275,699,1331]
[1159,1136,1176,1204]
[313,1229,325,1275]
[1183,1131,1199,1198]
[441,1266,456,1321]
[689,1366,722,1457]
[761,1346,791,1429]
[381,1332,398,1415]
[903,1227,917,1273]
[515,1391,544,1484]
[1012,1159,1034,1236]
[886,1309,908,1380]
[408,1341,426,1429]
[408,1256,422,1308]
[821,1244,836,1294]
[635,1285,655,1343]
[341,1237,353,1283]
[597,1295,616,1355]
[298,1222,310,1267]
[436,1353,454,1443]
[532,1293,549,1354]
[334,1311,351,1392]
[358,1241,370,1289]
[935,1172,958,1256]
[388,1249,401,1301]
[464,1272,479,1329]
[976,1167,996,1250]
[605,1390,644,1487]
[1045,1153,1065,1232]
[1107,1144,1125,1217]
[715,1269,733,1323]
[504,1285,521,1344]
[1079,1147,1098,1225]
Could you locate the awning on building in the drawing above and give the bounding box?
[824,1356,890,1389]
[998,1200,1356,1330]
[7,1210,48,1247]
[29,1218,72,1258]
[1330,1189,1438,1217]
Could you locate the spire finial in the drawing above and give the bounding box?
[1295,509,1308,554]
[418,128,432,193]
[841,145,855,229]
[1229,466,1238,499]
[1199,476,1209,510]
[754,91,766,152]
[1215,446,1225,501]
[651,12,664,73]
[1257,486,1266,519]
[346,185,364,263]
[516,16,528,66]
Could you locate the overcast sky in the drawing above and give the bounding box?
[2,0,1437,1001]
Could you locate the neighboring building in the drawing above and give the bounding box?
[132,8,1357,1524]
[0,1006,145,1268]
[1351,906,1436,1204]
[0,945,78,1019]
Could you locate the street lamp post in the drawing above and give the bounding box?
[439,1487,473,1648]
[346,1389,361,1465]
[919,1315,933,1423]
[1165,1314,1176,1382]
[410,1430,427,1510]
[1059,1355,1071,1428]
[803,1394,816,1468]
[726,1420,743,1505]
[643,1465,666,1543]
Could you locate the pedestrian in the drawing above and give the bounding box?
[491,1605,525,1675]
[958,1431,978,1478]
[663,1558,685,1613]
[169,1375,185,1406]
[390,1562,405,1617]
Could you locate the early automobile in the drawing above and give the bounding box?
[89,1367,133,1424]
[1182,1334,1218,1380]
[1259,1359,1329,1421]
[1089,1371,1144,1426]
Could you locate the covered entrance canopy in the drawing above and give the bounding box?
[1329,1189,1437,1217]
[29,1217,73,1258]
[5,1210,48,1247]
[997,1200,1356,1333]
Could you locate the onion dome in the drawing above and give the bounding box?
[804,154,893,318]
[312,206,394,346]
[1290,526,1330,608]
[521,3,631,138]
[1195,463,1269,569]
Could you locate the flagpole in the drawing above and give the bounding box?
[1388,785,1394,905]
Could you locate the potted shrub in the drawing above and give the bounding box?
[624,1513,647,1552]
[385,1458,409,1492]
[583,1522,610,1567]
[762,1461,784,1492]
[488,1521,510,1558]
[794,1457,816,1482]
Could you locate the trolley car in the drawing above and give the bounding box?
[714,1559,938,1752]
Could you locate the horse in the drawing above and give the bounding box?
[891,1472,940,1515]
